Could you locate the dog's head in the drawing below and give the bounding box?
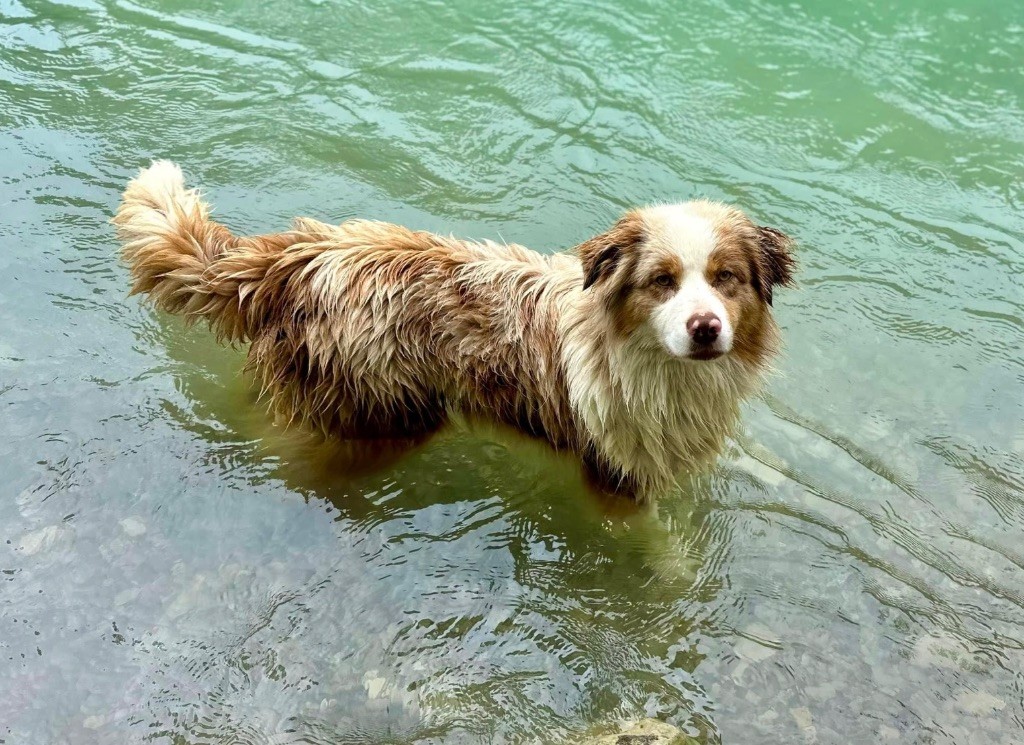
[577,201,795,365]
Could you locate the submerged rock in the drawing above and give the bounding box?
[16,524,71,555]
[955,690,1005,716]
[119,516,147,537]
[581,718,697,745]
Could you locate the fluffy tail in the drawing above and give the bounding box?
[113,161,285,342]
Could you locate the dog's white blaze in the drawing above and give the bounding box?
[643,205,734,358]
[651,274,733,357]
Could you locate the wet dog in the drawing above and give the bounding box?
[115,161,794,499]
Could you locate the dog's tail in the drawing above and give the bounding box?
[114,160,290,342]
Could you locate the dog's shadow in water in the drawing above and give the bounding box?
[151,317,718,585]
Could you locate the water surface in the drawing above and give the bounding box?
[1,0,1023,742]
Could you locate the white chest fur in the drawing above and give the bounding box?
[563,333,759,494]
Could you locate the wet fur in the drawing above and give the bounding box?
[114,161,794,500]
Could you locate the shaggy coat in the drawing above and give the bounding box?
[114,162,794,500]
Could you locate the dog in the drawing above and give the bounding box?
[114,161,794,500]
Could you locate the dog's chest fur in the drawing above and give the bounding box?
[562,328,759,493]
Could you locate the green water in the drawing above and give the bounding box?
[2,0,1023,742]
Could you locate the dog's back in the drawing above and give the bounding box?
[114,161,580,441]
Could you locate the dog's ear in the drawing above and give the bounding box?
[754,225,796,305]
[578,212,645,291]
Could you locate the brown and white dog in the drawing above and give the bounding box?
[115,161,794,500]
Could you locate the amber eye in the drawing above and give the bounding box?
[653,274,674,287]
[716,270,735,283]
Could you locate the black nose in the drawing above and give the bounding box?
[687,312,722,345]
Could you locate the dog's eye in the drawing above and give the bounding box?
[717,270,735,283]
[653,274,674,287]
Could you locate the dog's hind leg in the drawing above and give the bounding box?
[343,396,449,439]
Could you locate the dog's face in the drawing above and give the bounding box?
[578,201,795,365]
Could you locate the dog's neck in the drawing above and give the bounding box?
[559,293,764,496]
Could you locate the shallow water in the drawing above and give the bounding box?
[2,0,1023,742]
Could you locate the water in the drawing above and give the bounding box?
[1,0,1022,742]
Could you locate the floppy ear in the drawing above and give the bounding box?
[578,213,645,291]
[755,225,796,305]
